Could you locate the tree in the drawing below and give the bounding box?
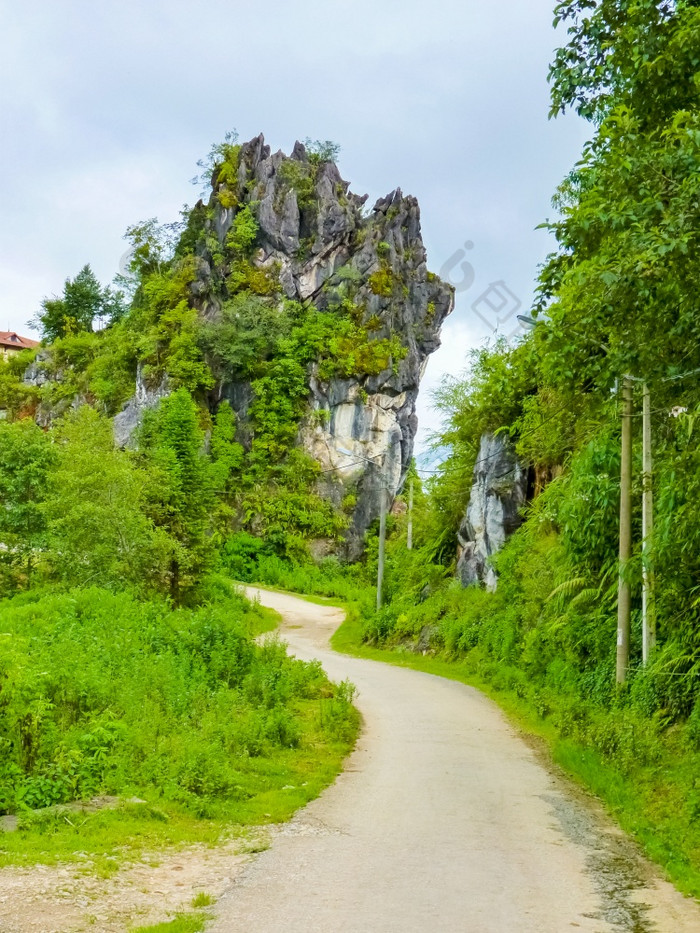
[199,292,291,381]
[138,389,213,601]
[120,218,180,283]
[0,419,54,589]
[32,265,125,341]
[548,1,698,122]
[44,407,168,590]
[209,402,244,496]
[303,138,341,164]
[538,2,700,401]
[531,0,700,688]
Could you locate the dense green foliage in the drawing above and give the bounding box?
[45,408,167,590]
[0,584,356,822]
[0,419,54,589]
[0,399,222,602]
[31,264,125,341]
[541,1,700,394]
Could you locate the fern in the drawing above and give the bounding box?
[547,576,587,601]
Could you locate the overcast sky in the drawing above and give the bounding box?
[0,0,589,448]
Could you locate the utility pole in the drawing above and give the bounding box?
[406,478,414,551]
[336,446,389,612]
[377,480,387,611]
[616,375,634,685]
[642,382,656,665]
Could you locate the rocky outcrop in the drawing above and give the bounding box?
[23,352,87,428]
[113,364,169,449]
[456,433,528,591]
[196,135,454,554]
[27,134,452,558]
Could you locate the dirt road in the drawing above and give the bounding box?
[210,587,700,933]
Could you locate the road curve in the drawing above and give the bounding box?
[210,587,700,933]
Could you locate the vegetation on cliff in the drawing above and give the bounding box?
[0,134,448,578]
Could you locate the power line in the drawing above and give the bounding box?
[316,373,697,486]
[414,397,592,477]
[319,457,374,475]
[663,367,700,383]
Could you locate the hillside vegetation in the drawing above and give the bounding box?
[0,142,390,859]
[0,583,357,866]
[0,134,450,577]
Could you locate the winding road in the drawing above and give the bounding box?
[210,588,700,933]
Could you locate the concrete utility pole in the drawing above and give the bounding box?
[642,382,656,665]
[616,375,634,685]
[337,446,389,612]
[377,482,387,611]
[406,478,414,551]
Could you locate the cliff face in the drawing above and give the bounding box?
[456,433,529,590]
[192,135,454,553]
[18,136,452,559]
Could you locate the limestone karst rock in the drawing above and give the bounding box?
[113,364,169,449]
[196,135,454,554]
[456,433,529,591]
[24,134,454,557]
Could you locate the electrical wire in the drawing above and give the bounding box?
[315,367,698,487]
[663,366,700,383]
[413,400,580,477]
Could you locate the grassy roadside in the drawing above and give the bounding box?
[263,587,700,901]
[0,722,355,869]
[0,587,359,874]
[130,892,216,933]
[250,603,283,634]
[131,905,209,933]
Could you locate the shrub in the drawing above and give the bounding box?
[0,586,355,815]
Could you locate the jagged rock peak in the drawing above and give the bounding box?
[198,134,455,554]
[22,133,455,561]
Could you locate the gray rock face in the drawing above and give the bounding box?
[456,433,528,591]
[196,134,454,554]
[27,134,453,558]
[113,364,169,449]
[23,355,51,390]
[23,351,89,428]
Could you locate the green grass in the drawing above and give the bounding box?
[130,911,207,933]
[243,580,345,608]
[191,892,214,908]
[248,602,283,635]
[0,705,355,869]
[0,585,359,870]
[129,892,215,933]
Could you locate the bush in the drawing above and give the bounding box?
[0,586,355,815]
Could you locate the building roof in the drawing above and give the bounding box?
[0,331,40,350]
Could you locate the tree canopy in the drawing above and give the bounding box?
[32,264,125,341]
